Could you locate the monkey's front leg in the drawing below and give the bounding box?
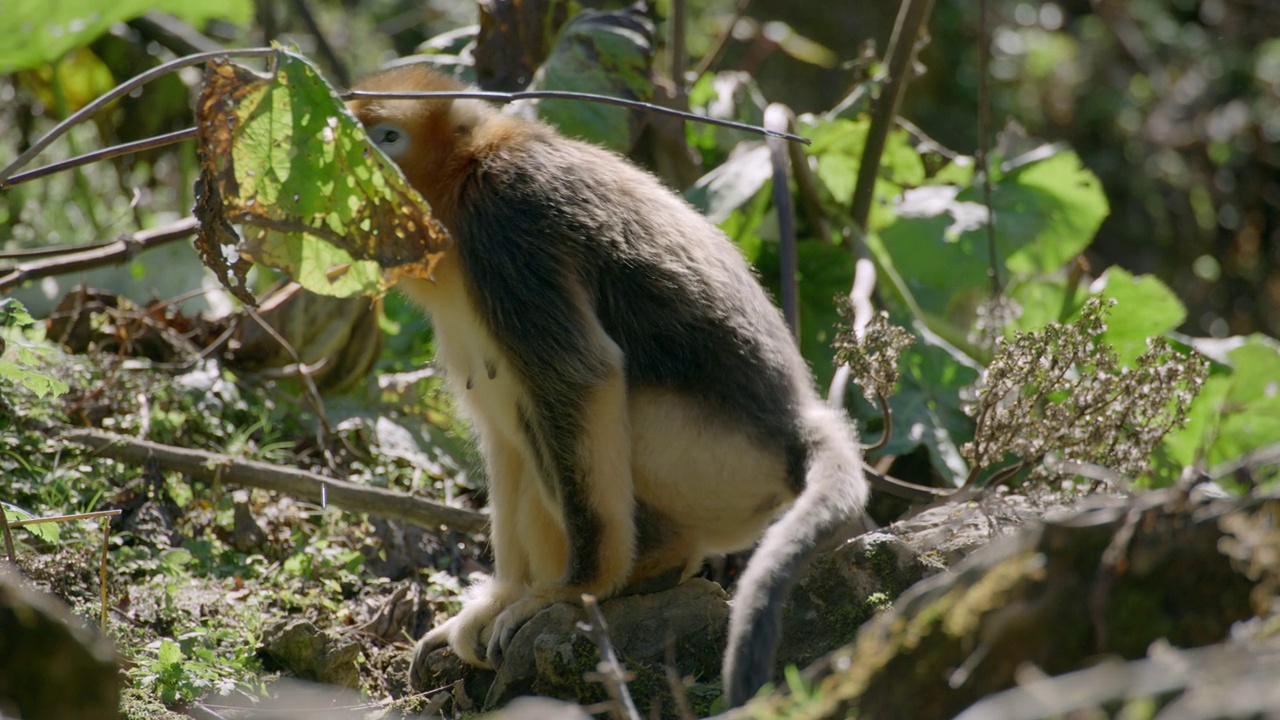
[409,439,537,684]
[485,367,637,665]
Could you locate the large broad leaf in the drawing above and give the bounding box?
[0,0,253,73]
[1161,335,1280,485]
[873,148,1107,324]
[986,150,1109,275]
[532,6,654,152]
[193,50,451,300]
[1090,268,1186,365]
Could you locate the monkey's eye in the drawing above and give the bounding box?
[369,122,410,158]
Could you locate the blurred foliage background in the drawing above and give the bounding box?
[1,0,1277,713]
[3,0,1277,336]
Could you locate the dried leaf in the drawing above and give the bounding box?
[193,50,451,299]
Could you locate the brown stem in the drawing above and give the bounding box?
[61,428,487,532]
[0,217,199,292]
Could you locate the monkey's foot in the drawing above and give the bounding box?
[485,595,550,668]
[485,583,616,667]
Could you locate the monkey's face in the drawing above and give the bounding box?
[347,66,484,226]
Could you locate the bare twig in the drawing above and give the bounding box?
[663,635,697,720]
[0,128,198,189]
[60,428,488,532]
[287,0,351,87]
[0,217,198,292]
[1,47,810,195]
[0,503,14,565]
[242,306,334,442]
[788,133,829,243]
[0,48,278,185]
[1210,441,1280,482]
[864,465,950,503]
[848,0,935,240]
[129,12,225,56]
[580,594,642,720]
[6,509,122,527]
[670,0,688,110]
[691,0,752,79]
[976,0,1001,296]
[765,104,799,342]
[863,392,894,453]
[98,515,111,633]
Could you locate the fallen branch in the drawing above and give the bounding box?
[61,428,487,533]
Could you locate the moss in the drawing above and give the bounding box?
[119,688,186,720]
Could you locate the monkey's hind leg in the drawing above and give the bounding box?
[485,368,638,665]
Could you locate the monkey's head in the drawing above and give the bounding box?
[347,65,502,225]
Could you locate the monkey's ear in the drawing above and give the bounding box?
[368,122,411,159]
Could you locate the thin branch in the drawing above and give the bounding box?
[98,515,111,634]
[2,48,810,195]
[580,594,642,720]
[0,47,278,185]
[343,89,810,145]
[129,12,225,56]
[788,131,829,243]
[0,502,14,565]
[243,305,334,440]
[848,0,935,239]
[287,0,351,87]
[863,392,894,453]
[864,465,951,503]
[670,0,688,111]
[6,509,122,527]
[1210,441,1280,482]
[765,103,799,342]
[691,0,752,79]
[663,635,697,720]
[60,428,488,533]
[0,128,198,189]
[976,0,1001,296]
[0,217,199,292]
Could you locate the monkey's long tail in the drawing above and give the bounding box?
[721,411,869,708]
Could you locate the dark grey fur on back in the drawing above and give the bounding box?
[453,129,816,491]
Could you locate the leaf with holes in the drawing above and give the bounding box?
[193,49,451,299]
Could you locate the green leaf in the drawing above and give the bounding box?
[0,336,69,399]
[871,148,1107,329]
[1091,268,1186,365]
[1008,278,1075,332]
[971,149,1109,275]
[0,298,34,327]
[0,0,253,73]
[157,638,184,667]
[873,185,991,322]
[1161,335,1280,482]
[160,547,194,574]
[808,118,868,206]
[194,50,451,299]
[1,502,59,543]
[534,8,654,152]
